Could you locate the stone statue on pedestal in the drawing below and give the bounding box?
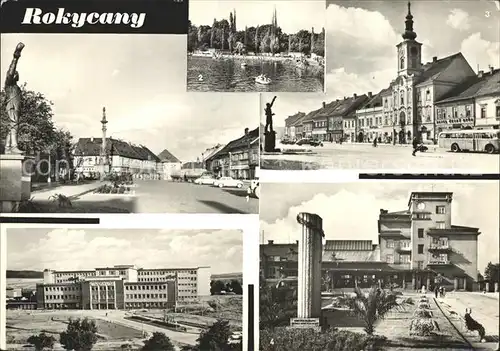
[3,42,25,155]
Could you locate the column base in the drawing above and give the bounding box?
[290,318,321,331]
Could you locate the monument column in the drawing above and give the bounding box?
[292,212,324,329]
[100,107,108,179]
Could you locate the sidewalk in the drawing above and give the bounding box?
[31,181,102,201]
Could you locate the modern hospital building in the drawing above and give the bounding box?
[36,265,211,310]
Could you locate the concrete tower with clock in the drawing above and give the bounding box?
[396,1,422,77]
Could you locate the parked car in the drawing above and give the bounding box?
[296,138,323,147]
[213,176,244,188]
[194,174,216,185]
[280,138,295,145]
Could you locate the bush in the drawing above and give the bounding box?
[118,186,125,194]
[27,333,56,351]
[60,318,98,351]
[95,185,112,194]
[260,327,386,351]
[409,318,437,336]
[418,302,431,310]
[413,309,433,318]
[141,332,175,351]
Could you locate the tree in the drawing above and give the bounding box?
[230,280,243,295]
[141,332,175,351]
[210,280,225,295]
[254,26,260,53]
[338,286,411,335]
[27,333,56,351]
[59,318,98,351]
[197,320,232,351]
[1,83,56,154]
[260,284,296,330]
[484,262,500,283]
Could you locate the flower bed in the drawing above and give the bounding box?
[93,184,134,195]
[409,295,440,336]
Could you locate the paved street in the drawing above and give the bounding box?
[27,179,258,214]
[133,180,258,214]
[262,142,499,171]
[437,292,499,350]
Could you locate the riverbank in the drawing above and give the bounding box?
[190,52,324,67]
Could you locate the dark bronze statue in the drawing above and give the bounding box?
[4,42,25,154]
[264,96,277,133]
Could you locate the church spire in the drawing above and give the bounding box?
[402,1,417,40]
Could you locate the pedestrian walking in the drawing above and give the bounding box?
[373,138,378,147]
[435,286,439,298]
[412,137,419,156]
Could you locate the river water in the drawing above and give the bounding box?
[187,56,324,92]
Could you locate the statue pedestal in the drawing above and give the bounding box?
[0,154,32,212]
[264,131,277,152]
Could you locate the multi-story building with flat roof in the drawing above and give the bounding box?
[37,265,211,310]
[260,191,481,292]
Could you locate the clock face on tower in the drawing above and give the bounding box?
[417,202,426,210]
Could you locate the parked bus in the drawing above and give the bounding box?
[437,129,500,154]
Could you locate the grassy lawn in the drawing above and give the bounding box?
[137,296,243,330]
[261,159,321,170]
[6,311,146,351]
[94,319,144,339]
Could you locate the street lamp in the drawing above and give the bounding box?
[228,152,232,178]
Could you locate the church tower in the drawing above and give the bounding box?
[396,2,422,77]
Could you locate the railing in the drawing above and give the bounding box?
[428,260,450,265]
[428,243,449,250]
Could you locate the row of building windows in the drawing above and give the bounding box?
[138,270,197,275]
[45,286,81,292]
[45,295,80,300]
[91,293,115,299]
[179,290,197,294]
[125,302,171,308]
[125,284,167,290]
[126,293,168,299]
[91,285,115,291]
[138,277,177,282]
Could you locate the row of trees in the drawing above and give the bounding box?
[188,11,325,56]
[210,279,243,295]
[0,84,75,178]
[28,317,242,351]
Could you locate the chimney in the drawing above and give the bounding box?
[344,96,347,100]
[322,101,326,108]
[268,240,274,245]
[296,240,299,244]
[90,137,94,142]
[353,93,357,99]
[478,70,484,78]
[489,65,494,74]
[368,92,373,98]
[244,128,249,135]
[432,56,437,62]
[336,99,339,102]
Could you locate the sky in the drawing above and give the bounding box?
[189,0,325,33]
[6,228,243,275]
[0,34,258,162]
[260,181,499,273]
[324,0,500,103]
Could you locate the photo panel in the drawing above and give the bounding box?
[1,33,259,214]
[259,180,499,350]
[264,0,499,173]
[187,0,326,93]
[1,214,260,351]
